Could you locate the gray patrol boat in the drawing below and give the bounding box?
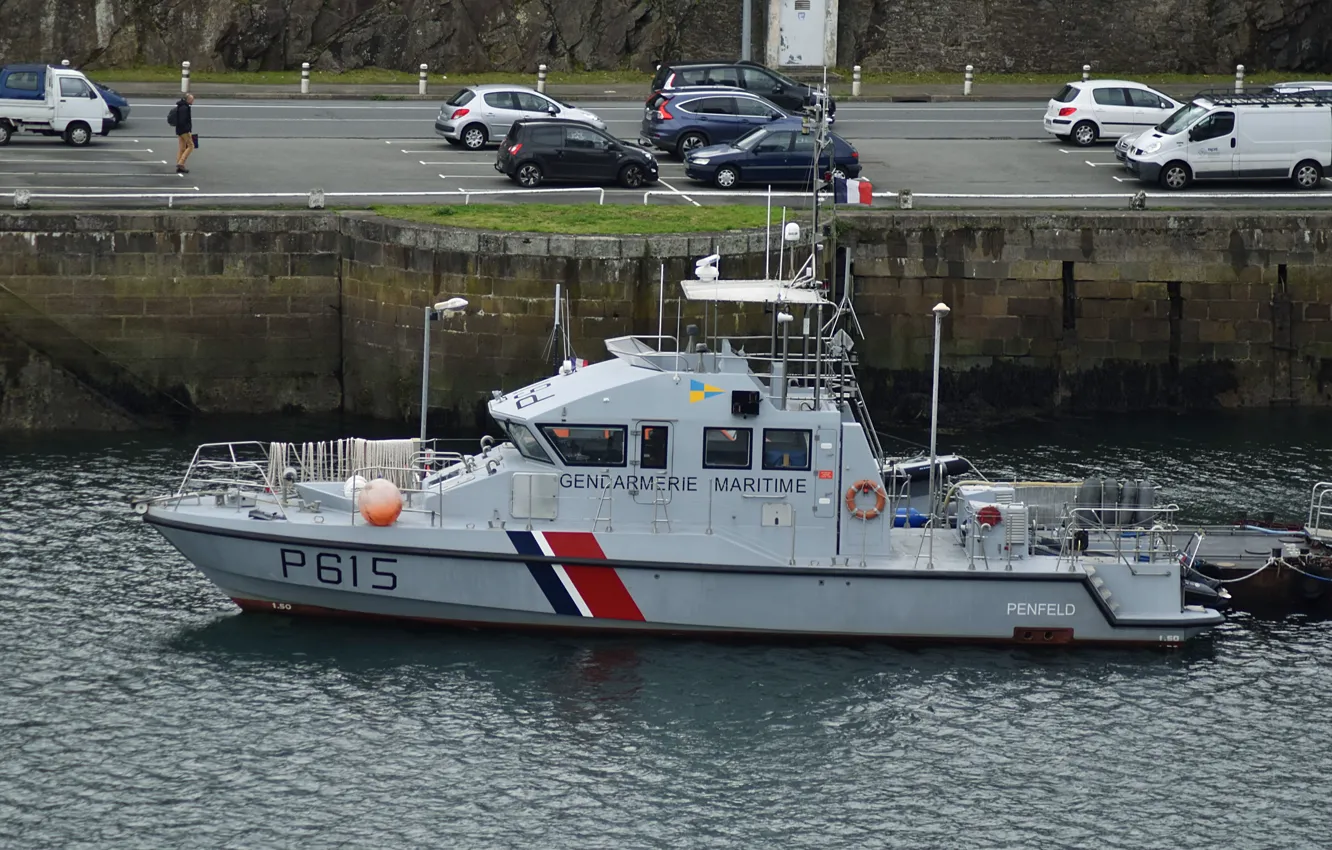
[131,99,1225,647]
[132,266,1224,646]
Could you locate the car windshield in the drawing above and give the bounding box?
[733,127,768,150]
[1156,102,1208,135]
[768,68,800,88]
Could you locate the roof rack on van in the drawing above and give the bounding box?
[1191,88,1332,106]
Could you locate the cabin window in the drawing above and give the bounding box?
[5,71,38,92]
[640,425,669,470]
[538,424,626,467]
[762,429,811,471]
[702,427,752,469]
[502,421,552,463]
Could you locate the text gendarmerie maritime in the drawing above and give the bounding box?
[559,474,809,495]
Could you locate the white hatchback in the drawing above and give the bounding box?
[1043,80,1181,147]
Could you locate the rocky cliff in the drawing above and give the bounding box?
[838,0,1332,74]
[0,0,1328,74]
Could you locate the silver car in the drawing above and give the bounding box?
[434,84,606,150]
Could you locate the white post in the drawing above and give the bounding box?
[741,0,752,61]
[537,64,548,94]
[180,61,191,94]
[926,301,951,569]
[963,64,973,96]
[60,59,70,67]
[1082,64,1091,82]
[1235,63,1245,93]
[852,65,862,97]
[419,64,428,95]
[301,62,310,95]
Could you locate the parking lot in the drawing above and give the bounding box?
[3,98,1331,208]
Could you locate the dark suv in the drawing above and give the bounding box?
[650,59,836,123]
[495,118,659,188]
[641,88,790,157]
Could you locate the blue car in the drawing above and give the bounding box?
[683,120,862,189]
[92,81,130,126]
[641,88,791,158]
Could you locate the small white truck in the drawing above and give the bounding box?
[0,64,115,146]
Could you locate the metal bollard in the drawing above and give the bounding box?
[537,64,548,94]
[963,64,973,96]
[1235,64,1245,93]
[181,60,191,94]
[301,62,310,95]
[852,65,861,97]
[419,64,428,95]
[1082,64,1091,82]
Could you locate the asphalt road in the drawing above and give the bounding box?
[2,99,1330,209]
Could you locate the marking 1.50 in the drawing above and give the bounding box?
[279,548,398,591]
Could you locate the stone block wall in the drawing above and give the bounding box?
[338,214,770,434]
[4,209,1332,433]
[840,212,1332,425]
[0,212,342,429]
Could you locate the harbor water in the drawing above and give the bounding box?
[3,411,1331,849]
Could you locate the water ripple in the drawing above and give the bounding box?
[3,416,1332,849]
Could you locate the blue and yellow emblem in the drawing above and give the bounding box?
[689,379,723,403]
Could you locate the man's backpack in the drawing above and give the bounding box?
[167,107,178,127]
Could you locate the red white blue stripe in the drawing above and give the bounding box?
[507,530,645,621]
[833,176,873,206]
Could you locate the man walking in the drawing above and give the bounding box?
[173,93,194,174]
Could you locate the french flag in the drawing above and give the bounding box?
[833,176,873,206]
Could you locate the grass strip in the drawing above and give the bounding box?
[371,203,776,234]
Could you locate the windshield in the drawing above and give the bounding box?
[446,89,475,107]
[501,421,553,463]
[1157,102,1208,134]
[733,127,767,150]
[769,68,800,88]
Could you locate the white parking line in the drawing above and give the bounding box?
[1084,161,1121,167]
[657,176,700,207]
[0,185,200,191]
[0,170,176,176]
[0,159,168,164]
[418,160,500,166]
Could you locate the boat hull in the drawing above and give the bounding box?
[149,514,1221,647]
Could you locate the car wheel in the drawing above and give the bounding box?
[677,132,707,158]
[831,166,847,180]
[516,162,543,188]
[461,124,488,150]
[714,165,739,189]
[1292,159,1324,190]
[1159,161,1191,190]
[619,163,647,189]
[64,122,92,146]
[445,137,463,148]
[109,108,123,127]
[0,122,11,146]
[1071,120,1098,147]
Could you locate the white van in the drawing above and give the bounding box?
[0,64,114,146]
[1124,92,1332,189]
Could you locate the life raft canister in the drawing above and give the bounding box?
[845,479,888,520]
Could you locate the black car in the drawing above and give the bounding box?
[650,59,835,122]
[495,119,660,188]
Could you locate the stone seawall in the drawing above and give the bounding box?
[2,210,1330,432]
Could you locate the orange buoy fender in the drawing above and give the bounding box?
[360,478,404,527]
[845,479,888,520]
